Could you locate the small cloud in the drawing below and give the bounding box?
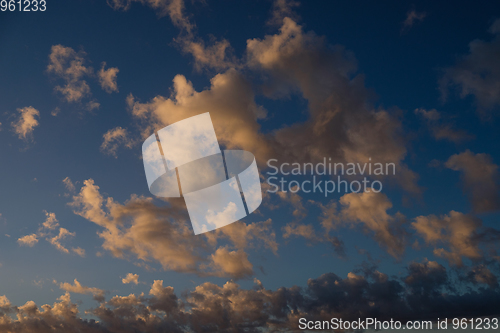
[122,273,140,285]
[57,278,105,302]
[100,127,133,157]
[62,177,76,193]
[72,247,86,257]
[17,234,39,247]
[98,62,119,93]
[11,106,40,141]
[402,7,426,33]
[42,211,59,230]
[51,107,61,117]
[48,228,75,254]
[415,108,473,143]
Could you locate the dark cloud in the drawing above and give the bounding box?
[445,150,500,212]
[440,19,500,115]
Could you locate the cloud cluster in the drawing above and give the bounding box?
[17,211,84,257]
[122,273,140,285]
[1,262,500,332]
[47,45,119,111]
[69,179,277,279]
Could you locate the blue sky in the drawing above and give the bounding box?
[1,0,500,331]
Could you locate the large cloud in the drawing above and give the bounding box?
[69,179,277,279]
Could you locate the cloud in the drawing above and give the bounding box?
[402,8,426,32]
[47,45,93,104]
[207,247,254,279]
[445,150,500,212]
[267,0,300,27]
[108,0,193,32]
[100,127,134,157]
[412,210,500,266]
[440,19,500,114]
[109,0,420,196]
[42,211,59,230]
[122,273,140,285]
[62,177,76,193]
[404,260,448,295]
[98,62,119,93]
[48,228,76,254]
[246,17,420,193]
[11,106,40,141]
[415,108,473,143]
[324,191,407,258]
[69,179,277,279]
[17,233,38,247]
[58,279,105,302]
[72,247,86,257]
[467,265,499,287]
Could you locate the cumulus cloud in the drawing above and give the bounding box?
[415,108,473,143]
[98,62,119,93]
[206,247,253,279]
[412,210,500,266]
[11,106,40,141]
[122,273,140,285]
[1,263,500,332]
[100,126,134,157]
[440,19,500,114]
[69,179,277,279]
[445,150,500,212]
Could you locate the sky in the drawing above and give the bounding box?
[1,0,500,332]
